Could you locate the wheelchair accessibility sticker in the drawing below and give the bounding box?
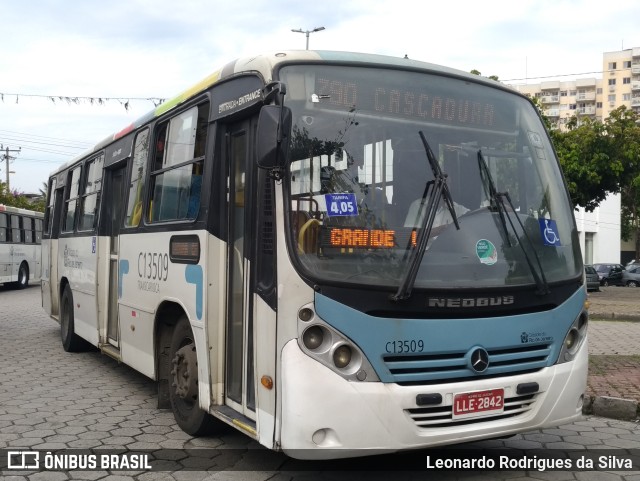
[539,218,561,246]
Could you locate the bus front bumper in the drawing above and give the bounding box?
[279,337,587,459]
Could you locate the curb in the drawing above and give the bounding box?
[588,312,640,322]
[583,395,640,421]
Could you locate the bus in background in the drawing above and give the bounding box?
[0,204,43,288]
[43,51,588,458]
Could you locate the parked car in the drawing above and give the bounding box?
[622,266,640,287]
[585,265,600,292]
[592,263,625,286]
[625,261,640,273]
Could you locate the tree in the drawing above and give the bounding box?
[526,96,620,209]
[479,74,640,259]
[552,115,622,211]
[470,70,499,81]
[545,107,640,259]
[605,107,640,259]
[0,181,45,212]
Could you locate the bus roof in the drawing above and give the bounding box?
[51,50,513,177]
[0,204,44,217]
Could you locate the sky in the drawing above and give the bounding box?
[1,0,639,194]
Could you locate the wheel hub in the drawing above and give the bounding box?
[171,343,198,400]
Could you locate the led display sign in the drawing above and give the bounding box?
[310,70,515,132]
[319,227,418,250]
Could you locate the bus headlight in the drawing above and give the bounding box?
[303,326,325,350]
[564,328,579,350]
[297,302,379,382]
[333,344,352,368]
[557,312,588,364]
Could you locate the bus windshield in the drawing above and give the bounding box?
[279,64,581,290]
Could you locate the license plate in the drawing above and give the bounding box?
[453,388,504,419]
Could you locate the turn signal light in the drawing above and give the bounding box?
[261,375,273,390]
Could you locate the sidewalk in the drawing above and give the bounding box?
[584,286,640,420]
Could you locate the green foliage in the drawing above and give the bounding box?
[536,106,640,258]
[469,70,499,81]
[0,181,45,212]
[553,116,622,211]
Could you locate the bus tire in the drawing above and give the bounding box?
[15,262,29,289]
[60,285,86,352]
[169,315,218,436]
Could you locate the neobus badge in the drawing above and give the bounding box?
[427,296,515,308]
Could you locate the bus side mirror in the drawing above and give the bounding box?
[256,105,292,170]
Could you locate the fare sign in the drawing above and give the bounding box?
[452,388,504,420]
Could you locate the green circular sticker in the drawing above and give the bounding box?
[476,239,498,265]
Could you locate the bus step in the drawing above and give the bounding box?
[99,344,122,362]
[211,406,257,438]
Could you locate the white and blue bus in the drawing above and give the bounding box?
[43,50,588,458]
[0,204,43,288]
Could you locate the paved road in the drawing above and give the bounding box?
[588,286,640,322]
[0,285,639,480]
[587,286,640,354]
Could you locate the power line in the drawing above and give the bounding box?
[15,145,82,156]
[0,136,89,151]
[0,129,92,149]
[503,67,633,83]
[11,157,64,164]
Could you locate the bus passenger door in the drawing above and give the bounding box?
[104,165,127,348]
[44,187,64,316]
[225,121,256,420]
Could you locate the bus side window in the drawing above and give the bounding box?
[63,166,82,233]
[148,102,208,223]
[24,218,33,243]
[0,213,7,242]
[124,129,150,228]
[11,215,21,243]
[44,178,57,235]
[35,219,42,244]
[79,153,105,232]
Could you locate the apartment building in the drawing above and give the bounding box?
[508,47,640,265]
[513,78,603,127]
[603,47,640,115]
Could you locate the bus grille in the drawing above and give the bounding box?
[383,344,551,385]
[406,393,539,428]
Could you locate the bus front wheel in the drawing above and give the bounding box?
[60,285,86,352]
[169,315,218,436]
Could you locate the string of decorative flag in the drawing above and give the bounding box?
[0,92,165,111]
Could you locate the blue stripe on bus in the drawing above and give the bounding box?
[185,265,203,320]
[314,288,586,383]
[118,260,129,299]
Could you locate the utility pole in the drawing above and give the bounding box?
[0,144,21,193]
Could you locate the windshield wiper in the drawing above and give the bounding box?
[477,150,550,296]
[391,131,460,301]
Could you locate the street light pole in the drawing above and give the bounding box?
[291,27,325,50]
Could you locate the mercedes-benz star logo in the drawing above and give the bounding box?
[470,347,490,373]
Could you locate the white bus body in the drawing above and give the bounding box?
[43,51,588,459]
[0,204,43,288]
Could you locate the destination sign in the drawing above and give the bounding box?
[309,68,516,132]
[319,226,418,250]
